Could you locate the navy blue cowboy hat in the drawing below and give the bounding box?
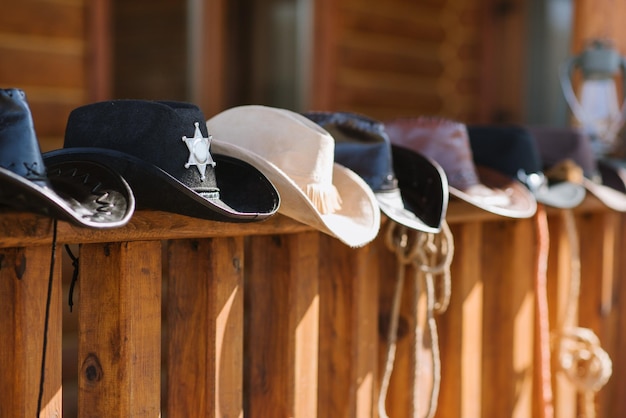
[43,100,280,222]
[303,111,448,233]
[0,88,134,228]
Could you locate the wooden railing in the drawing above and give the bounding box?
[1,195,624,418]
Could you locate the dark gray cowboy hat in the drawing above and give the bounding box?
[0,88,134,228]
[385,117,537,218]
[528,126,626,212]
[303,111,448,233]
[43,100,280,222]
[467,125,586,209]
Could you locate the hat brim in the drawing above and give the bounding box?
[533,181,586,209]
[589,158,626,211]
[388,144,448,233]
[449,166,537,218]
[582,178,626,211]
[212,139,380,247]
[42,147,279,223]
[0,159,134,228]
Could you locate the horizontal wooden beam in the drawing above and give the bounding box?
[0,195,609,248]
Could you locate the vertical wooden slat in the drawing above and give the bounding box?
[166,237,244,418]
[245,232,320,418]
[577,211,618,418]
[544,213,577,418]
[438,221,483,418]
[377,225,442,418]
[317,234,379,418]
[77,241,162,418]
[482,219,535,418]
[610,212,626,418]
[0,244,62,418]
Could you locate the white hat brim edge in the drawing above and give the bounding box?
[211,139,381,247]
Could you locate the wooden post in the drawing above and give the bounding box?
[577,211,618,418]
[77,241,162,418]
[166,237,244,418]
[317,233,379,417]
[481,218,535,418]
[437,222,483,418]
[244,232,320,417]
[0,244,62,418]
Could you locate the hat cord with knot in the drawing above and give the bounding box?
[553,209,612,418]
[378,220,454,418]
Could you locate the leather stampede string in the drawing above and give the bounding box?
[378,220,454,418]
[535,205,555,418]
[553,209,612,418]
[37,219,58,417]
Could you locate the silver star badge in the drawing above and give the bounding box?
[182,122,216,180]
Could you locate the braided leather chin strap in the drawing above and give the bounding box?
[378,220,454,418]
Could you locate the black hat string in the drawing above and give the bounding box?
[36,219,58,417]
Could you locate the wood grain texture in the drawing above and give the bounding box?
[317,234,379,418]
[0,245,62,418]
[244,232,320,418]
[77,241,162,418]
[166,237,244,418]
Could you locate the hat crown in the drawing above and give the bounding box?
[467,125,543,178]
[385,117,480,190]
[64,100,220,197]
[303,111,397,192]
[207,105,341,214]
[0,88,49,187]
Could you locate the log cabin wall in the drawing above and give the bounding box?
[310,0,529,124]
[0,0,90,152]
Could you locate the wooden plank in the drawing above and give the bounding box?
[0,212,312,248]
[317,233,378,417]
[481,218,535,418]
[0,198,610,249]
[0,244,62,418]
[437,222,483,418]
[544,213,577,418]
[609,213,626,418]
[77,241,161,418]
[0,47,84,89]
[378,225,443,418]
[166,237,244,418]
[577,211,618,418]
[244,232,320,417]
[0,0,83,38]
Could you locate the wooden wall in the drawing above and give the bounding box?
[310,0,529,124]
[0,0,88,152]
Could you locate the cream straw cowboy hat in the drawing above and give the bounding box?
[206,105,381,247]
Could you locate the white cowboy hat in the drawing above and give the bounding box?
[206,105,380,247]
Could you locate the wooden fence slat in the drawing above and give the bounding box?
[437,222,483,418]
[166,237,244,418]
[77,241,161,418]
[317,233,379,418]
[0,245,62,418]
[245,232,320,418]
[481,218,535,418]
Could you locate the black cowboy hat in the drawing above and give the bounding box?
[43,100,280,222]
[303,111,448,233]
[528,125,626,212]
[0,88,134,228]
[467,124,586,209]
